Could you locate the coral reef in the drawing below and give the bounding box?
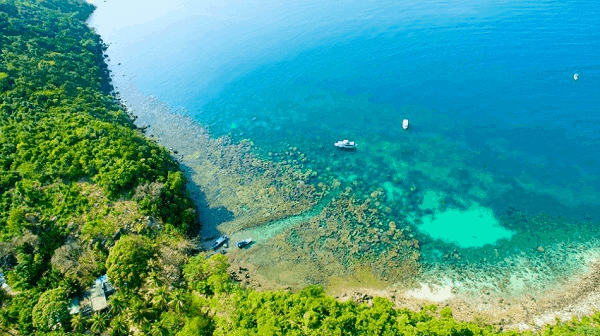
[233,186,422,290]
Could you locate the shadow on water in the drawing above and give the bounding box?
[179,163,234,240]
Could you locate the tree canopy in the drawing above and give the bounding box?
[0,0,598,335]
[106,235,155,289]
[31,287,70,333]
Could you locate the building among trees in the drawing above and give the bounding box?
[69,275,115,316]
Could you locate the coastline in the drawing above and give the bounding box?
[105,75,600,330]
[4,0,600,333]
[86,5,600,332]
[226,243,600,331]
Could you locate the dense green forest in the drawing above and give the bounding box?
[0,0,599,335]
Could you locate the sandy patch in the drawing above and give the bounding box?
[405,282,456,302]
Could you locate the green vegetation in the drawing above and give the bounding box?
[106,235,155,290]
[0,0,599,335]
[31,286,70,333]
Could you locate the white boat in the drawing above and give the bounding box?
[334,139,357,150]
[237,238,252,248]
[211,235,229,250]
[402,119,409,130]
[573,73,579,81]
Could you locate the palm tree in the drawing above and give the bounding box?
[168,289,188,314]
[109,292,128,316]
[127,300,153,330]
[151,286,169,310]
[144,269,163,289]
[140,305,158,321]
[70,314,86,333]
[90,312,108,334]
[0,310,16,336]
[128,307,149,327]
[109,313,129,336]
[149,322,168,336]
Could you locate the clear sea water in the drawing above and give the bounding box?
[88,0,599,268]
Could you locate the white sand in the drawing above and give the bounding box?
[405,282,455,302]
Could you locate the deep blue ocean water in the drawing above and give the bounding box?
[88,0,600,265]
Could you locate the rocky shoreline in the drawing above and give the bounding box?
[223,234,600,332]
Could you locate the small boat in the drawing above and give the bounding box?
[334,139,358,150]
[237,238,252,248]
[402,119,409,130]
[573,73,579,81]
[211,235,229,250]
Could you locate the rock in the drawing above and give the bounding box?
[352,293,373,304]
[537,246,545,253]
[24,215,38,223]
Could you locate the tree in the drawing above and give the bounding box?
[70,314,86,333]
[126,296,153,329]
[50,241,82,277]
[108,291,128,315]
[11,248,45,290]
[106,235,155,289]
[109,314,129,336]
[0,287,8,307]
[31,287,70,333]
[150,286,169,311]
[150,322,168,336]
[205,254,232,295]
[182,254,209,292]
[0,309,12,335]
[90,312,108,334]
[176,316,214,336]
[182,253,232,295]
[159,311,186,334]
[440,306,453,319]
[167,289,189,315]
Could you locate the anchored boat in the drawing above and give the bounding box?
[402,119,409,130]
[237,238,253,248]
[211,235,229,250]
[334,139,357,150]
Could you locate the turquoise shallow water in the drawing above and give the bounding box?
[88,0,600,266]
[418,191,515,248]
